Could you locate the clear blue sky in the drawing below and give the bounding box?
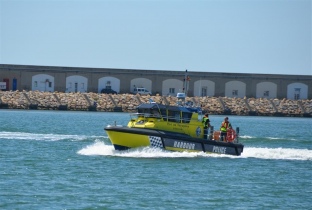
[1,0,311,75]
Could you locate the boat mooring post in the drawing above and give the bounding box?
[209,126,214,140]
[236,127,239,143]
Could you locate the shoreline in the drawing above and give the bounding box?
[0,90,311,117]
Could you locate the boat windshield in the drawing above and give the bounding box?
[130,108,162,120]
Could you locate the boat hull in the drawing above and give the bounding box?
[105,126,244,156]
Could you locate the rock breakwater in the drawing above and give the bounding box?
[0,90,311,117]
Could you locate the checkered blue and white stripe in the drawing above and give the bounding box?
[149,136,163,148]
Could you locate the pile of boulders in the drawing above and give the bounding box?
[199,97,224,114]
[0,90,29,109]
[27,90,59,109]
[0,90,311,117]
[249,98,276,115]
[222,97,249,115]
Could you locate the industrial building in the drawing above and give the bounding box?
[0,64,311,99]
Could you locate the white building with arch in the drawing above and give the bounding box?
[194,80,215,97]
[32,74,54,92]
[66,75,87,93]
[98,76,120,93]
[256,82,277,99]
[287,83,308,99]
[130,78,152,93]
[225,81,246,98]
[162,79,183,96]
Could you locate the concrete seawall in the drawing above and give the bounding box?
[0,90,311,117]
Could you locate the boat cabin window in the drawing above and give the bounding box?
[182,112,192,123]
[174,113,180,122]
[160,109,167,121]
[138,108,161,118]
[138,108,149,114]
[151,109,161,118]
[168,110,180,122]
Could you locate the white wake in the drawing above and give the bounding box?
[241,147,312,160]
[77,141,312,161]
[0,131,104,141]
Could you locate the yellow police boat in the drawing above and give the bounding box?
[104,95,244,156]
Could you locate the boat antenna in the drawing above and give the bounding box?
[184,69,188,96]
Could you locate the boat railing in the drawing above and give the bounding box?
[210,127,240,143]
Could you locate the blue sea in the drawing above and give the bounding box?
[0,110,311,209]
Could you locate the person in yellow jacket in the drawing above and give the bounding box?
[220,117,232,141]
[202,113,211,139]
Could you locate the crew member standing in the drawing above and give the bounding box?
[220,117,232,141]
[202,113,211,139]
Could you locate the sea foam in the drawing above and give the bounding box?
[0,131,103,142]
[77,141,312,161]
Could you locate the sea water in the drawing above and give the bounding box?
[0,110,311,209]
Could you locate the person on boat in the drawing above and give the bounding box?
[220,117,232,141]
[202,113,211,139]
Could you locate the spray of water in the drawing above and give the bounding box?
[77,141,312,161]
[0,131,104,141]
[2,131,310,161]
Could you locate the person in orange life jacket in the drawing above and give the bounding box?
[202,113,211,139]
[220,117,232,141]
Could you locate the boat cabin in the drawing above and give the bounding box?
[133,103,200,124]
